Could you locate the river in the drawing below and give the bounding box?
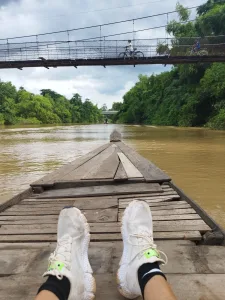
[0,124,225,228]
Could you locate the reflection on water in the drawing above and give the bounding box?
[0,124,225,227]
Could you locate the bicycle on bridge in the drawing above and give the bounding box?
[189,40,208,56]
[118,40,144,59]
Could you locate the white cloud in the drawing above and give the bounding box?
[0,0,205,108]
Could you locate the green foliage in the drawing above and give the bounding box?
[156,43,169,55]
[207,109,225,129]
[0,82,103,125]
[111,102,123,111]
[176,2,191,22]
[114,0,225,130]
[196,2,225,35]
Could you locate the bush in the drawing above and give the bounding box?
[207,109,225,130]
[16,117,41,125]
[0,113,4,124]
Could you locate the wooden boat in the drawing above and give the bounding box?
[0,130,224,299]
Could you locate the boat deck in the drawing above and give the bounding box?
[0,131,224,299]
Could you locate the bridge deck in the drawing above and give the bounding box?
[1,55,225,69]
[0,131,224,299]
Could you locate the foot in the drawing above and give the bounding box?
[117,200,167,299]
[43,207,96,300]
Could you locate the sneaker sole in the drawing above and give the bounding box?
[64,207,96,300]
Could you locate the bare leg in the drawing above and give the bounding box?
[144,275,177,300]
[35,290,59,300]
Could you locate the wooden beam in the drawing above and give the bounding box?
[117,141,171,182]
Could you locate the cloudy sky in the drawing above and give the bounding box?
[0,0,205,108]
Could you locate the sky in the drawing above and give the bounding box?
[0,0,205,108]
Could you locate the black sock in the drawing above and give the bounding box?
[37,275,71,300]
[138,263,166,298]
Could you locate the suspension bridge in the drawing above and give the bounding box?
[0,5,225,70]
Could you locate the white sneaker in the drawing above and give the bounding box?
[43,206,96,300]
[117,200,167,299]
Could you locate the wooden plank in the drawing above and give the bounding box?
[82,146,119,180]
[119,200,189,209]
[119,195,180,206]
[114,162,128,181]
[171,182,225,244]
[36,183,162,199]
[119,208,197,217]
[61,145,116,181]
[118,190,179,199]
[117,152,143,178]
[2,242,225,277]
[145,205,193,211]
[32,142,111,185]
[117,141,170,182]
[0,208,117,223]
[0,231,202,242]
[0,214,204,236]
[8,197,118,211]
[0,188,32,213]
[0,219,210,233]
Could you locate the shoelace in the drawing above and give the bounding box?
[43,236,72,280]
[128,233,168,265]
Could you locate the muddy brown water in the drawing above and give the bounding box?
[0,124,225,228]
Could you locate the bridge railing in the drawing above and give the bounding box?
[0,37,224,61]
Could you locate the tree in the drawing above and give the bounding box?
[101,104,108,111]
[0,80,102,125]
[111,102,123,111]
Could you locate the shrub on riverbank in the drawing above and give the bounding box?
[207,109,225,130]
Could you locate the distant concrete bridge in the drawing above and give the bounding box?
[102,110,118,115]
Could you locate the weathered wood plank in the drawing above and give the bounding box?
[61,145,116,181]
[0,188,32,213]
[9,197,118,211]
[119,195,180,206]
[82,145,119,180]
[32,142,111,185]
[117,141,171,182]
[145,205,193,211]
[36,183,162,199]
[0,219,210,233]
[0,208,196,224]
[0,230,202,242]
[0,215,205,235]
[110,129,122,142]
[0,208,117,223]
[118,190,179,199]
[114,162,128,181]
[2,242,225,277]
[117,152,143,178]
[119,200,189,209]
[119,207,197,217]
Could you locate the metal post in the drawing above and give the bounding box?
[116,40,117,58]
[166,13,169,46]
[7,39,9,60]
[100,25,102,58]
[36,35,39,59]
[67,31,70,59]
[25,43,27,60]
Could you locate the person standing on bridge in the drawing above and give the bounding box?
[35,201,177,300]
